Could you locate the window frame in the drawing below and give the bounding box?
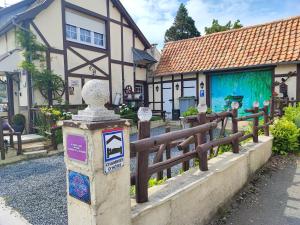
[65,24,106,49]
[66,24,77,40]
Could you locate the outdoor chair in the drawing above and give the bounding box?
[1,118,22,155]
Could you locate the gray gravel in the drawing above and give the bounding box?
[0,126,222,225]
[0,154,67,225]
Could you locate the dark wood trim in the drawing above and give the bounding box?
[49,48,64,54]
[274,72,297,78]
[205,74,211,107]
[111,59,146,68]
[152,77,155,110]
[68,47,109,77]
[297,64,300,101]
[180,74,184,97]
[66,41,108,54]
[68,55,108,73]
[133,32,136,85]
[271,67,275,96]
[61,0,69,103]
[69,73,109,80]
[6,75,14,123]
[110,18,131,29]
[64,1,108,21]
[121,16,125,103]
[172,75,175,110]
[81,78,85,104]
[196,72,199,104]
[107,0,113,104]
[156,66,277,78]
[160,77,163,111]
[30,21,50,47]
[148,77,197,85]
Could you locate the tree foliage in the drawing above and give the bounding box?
[165,3,200,42]
[205,19,243,35]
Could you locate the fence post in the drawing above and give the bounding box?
[231,108,239,153]
[263,105,270,136]
[165,126,172,178]
[253,106,259,143]
[136,121,150,203]
[16,133,22,155]
[270,97,275,119]
[197,112,208,171]
[0,117,4,160]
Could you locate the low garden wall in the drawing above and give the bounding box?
[131,136,273,225]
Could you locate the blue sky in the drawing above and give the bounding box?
[1,0,300,49]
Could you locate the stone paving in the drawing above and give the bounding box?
[210,155,300,225]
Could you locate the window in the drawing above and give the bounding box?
[94,32,104,47]
[80,28,91,43]
[66,24,77,40]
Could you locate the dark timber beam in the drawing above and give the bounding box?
[297,64,300,101]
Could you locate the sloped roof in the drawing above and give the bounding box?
[133,48,157,65]
[155,16,300,76]
[0,0,151,48]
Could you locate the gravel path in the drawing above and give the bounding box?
[0,126,222,225]
[210,154,300,225]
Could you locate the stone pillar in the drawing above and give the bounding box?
[62,80,132,225]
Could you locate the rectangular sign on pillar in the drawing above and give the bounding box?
[67,134,87,163]
[102,128,125,174]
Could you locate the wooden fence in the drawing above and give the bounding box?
[130,104,271,203]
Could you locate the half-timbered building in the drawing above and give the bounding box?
[0,0,157,126]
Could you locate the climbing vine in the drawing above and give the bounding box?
[16,28,65,104]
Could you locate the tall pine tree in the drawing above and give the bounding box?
[164,4,200,42]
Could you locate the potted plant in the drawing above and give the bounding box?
[12,114,26,133]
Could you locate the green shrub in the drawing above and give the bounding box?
[283,104,300,125]
[183,107,198,117]
[271,118,300,155]
[295,116,300,128]
[12,114,26,126]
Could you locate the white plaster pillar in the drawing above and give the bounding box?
[62,80,132,225]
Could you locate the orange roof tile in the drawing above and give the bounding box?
[155,16,300,76]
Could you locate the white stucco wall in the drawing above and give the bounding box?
[275,64,297,99]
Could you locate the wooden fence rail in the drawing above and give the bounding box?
[130,103,275,203]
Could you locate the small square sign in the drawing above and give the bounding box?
[200,90,205,97]
[102,128,125,174]
[67,134,87,163]
[68,170,91,204]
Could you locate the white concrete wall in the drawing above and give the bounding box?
[132,136,273,225]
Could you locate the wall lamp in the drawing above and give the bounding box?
[156,85,159,92]
[175,83,180,91]
[200,81,205,90]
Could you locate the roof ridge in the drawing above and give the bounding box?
[165,15,300,46]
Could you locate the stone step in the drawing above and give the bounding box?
[5,134,46,145]
[22,150,48,159]
[16,141,52,153]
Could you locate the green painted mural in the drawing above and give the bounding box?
[210,70,272,115]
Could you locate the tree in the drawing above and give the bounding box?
[164,3,200,42]
[205,19,243,35]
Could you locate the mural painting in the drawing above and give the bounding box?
[210,70,272,115]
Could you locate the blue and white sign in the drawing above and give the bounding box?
[102,128,125,174]
[68,170,91,204]
[200,90,205,97]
